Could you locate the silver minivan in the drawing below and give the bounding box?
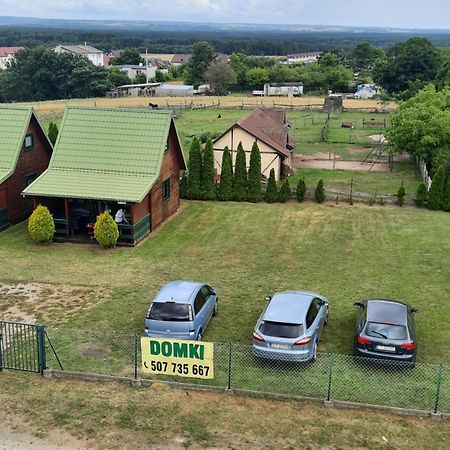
[144,281,218,341]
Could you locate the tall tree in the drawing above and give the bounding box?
[264,169,278,203]
[428,166,445,210]
[107,67,131,87]
[245,67,269,89]
[217,147,233,201]
[187,138,202,200]
[204,60,237,95]
[247,142,262,203]
[201,138,216,200]
[373,38,442,97]
[110,49,143,65]
[233,142,248,201]
[184,41,215,87]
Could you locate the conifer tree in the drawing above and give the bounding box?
[187,138,202,200]
[218,147,233,201]
[443,176,450,212]
[233,142,247,201]
[296,177,307,202]
[428,165,445,210]
[265,168,278,203]
[201,138,216,200]
[180,172,188,199]
[397,182,406,206]
[47,121,59,146]
[247,141,262,202]
[315,179,325,203]
[415,181,427,207]
[279,178,291,203]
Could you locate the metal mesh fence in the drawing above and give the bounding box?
[39,328,450,414]
[45,327,136,377]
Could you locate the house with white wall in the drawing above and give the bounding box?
[54,44,104,67]
[0,47,25,70]
[213,107,295,181]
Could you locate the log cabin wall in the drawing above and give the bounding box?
[4,116,52,224]
[149,123,183,230]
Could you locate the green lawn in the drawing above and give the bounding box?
[1,202,449,365]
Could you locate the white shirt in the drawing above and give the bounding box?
[115,209,128,223]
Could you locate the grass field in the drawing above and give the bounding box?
[1,372,449,450]
[1,202,449,364]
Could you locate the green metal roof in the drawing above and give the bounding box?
[0,106,33,185]
[23,106,175,203]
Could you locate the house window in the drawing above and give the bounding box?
[164,140,169,153]
[24,133,34,150]
[26,172,38,186]
[162,178,171,201]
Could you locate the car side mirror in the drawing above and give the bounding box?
[353,302,364,308]
[265,296,272,302]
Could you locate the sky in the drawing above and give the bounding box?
[1,0,450,30]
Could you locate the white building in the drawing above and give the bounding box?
[0,47,24,70]
[54,44,104,67]
[286,52,322,64]
[115,64,157,81]
[263,82,304,97]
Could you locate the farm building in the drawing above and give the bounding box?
[0,106,53,231]
[0,46,25,70]
[54,44,104,67]
[263,82,304,97]
[213,107,295,181]
[154,84,194,97]
[22,107,186,246]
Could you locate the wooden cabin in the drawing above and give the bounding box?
[0,106,53,231]
[213,107,296,181]
[23,107,186,245]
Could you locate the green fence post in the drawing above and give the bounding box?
[434,364,444,414]
[134,334,139,380]
[37,325,46,375]
[327,353,334,401]
[227,342,233,390]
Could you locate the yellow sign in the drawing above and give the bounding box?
[141,337,214,379]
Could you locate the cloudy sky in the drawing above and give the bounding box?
[1,0,449,29]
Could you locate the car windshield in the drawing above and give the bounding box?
[148,303,190,322]
[365,322,407,340]
[259,321,303,338]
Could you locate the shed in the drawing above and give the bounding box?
[155,84,194,97]
[22,107,186,245]
[0,106,53,231]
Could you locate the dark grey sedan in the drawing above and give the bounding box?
[354,299,418,364]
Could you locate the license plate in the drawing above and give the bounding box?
[271,343,290,350]
[376,345,396,352]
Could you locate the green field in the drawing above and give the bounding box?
[1,202,449,364]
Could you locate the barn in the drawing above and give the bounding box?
[22,107,186,245]
[0,106,53,231]
[213,107,295,181]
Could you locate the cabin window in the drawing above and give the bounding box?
[24,133,34,150]
[164,139,169,153]
[162,178,171,201]
[26,172,38,186]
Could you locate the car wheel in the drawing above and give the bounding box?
[213,300,218,317]
[197,331,203,341]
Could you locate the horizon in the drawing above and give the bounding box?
[1,0,450,30]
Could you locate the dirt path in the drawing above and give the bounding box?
[0,425,87,450]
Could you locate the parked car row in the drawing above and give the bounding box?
[144,281,418,365]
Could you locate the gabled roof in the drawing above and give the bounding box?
[216,107,294,157]
[171,54,191,64]
[0,106,34,185]
[57,44,103,55]
[23,107,185,203]
[0,47,24,57]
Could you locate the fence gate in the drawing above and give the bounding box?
[0,321,45,373]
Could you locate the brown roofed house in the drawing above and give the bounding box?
[213,107,295,181]
[0,106,53,231]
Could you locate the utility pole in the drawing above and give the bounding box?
[146,48,149,83]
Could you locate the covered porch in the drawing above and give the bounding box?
[31,196,151,246]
